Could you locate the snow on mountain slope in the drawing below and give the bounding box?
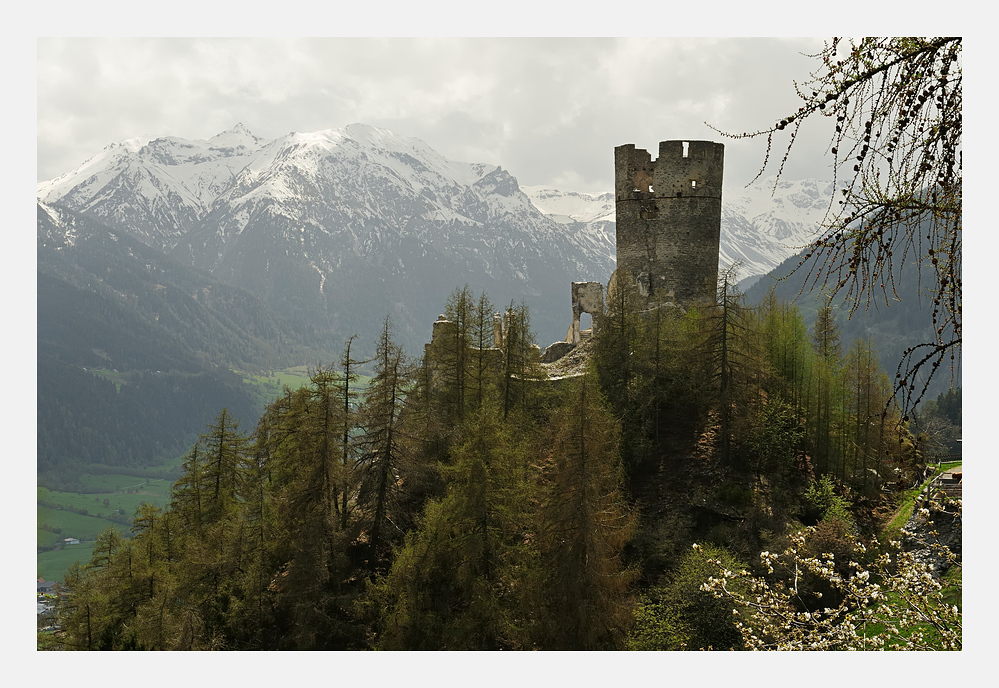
[37,124,268,249]
[523,178,834,285]
[521,186,615,225]
[37,122,833,350]
[37,201,77,248]
[719,177,834,281]
[521,186,616,272]
[37,123,623,349]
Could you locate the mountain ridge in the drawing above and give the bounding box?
[38,124,614,350]
[38,123,837,352]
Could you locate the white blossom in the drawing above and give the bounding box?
[699,499,961,651]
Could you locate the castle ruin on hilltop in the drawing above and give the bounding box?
[613,139,724,305]
[541,139,725,366]
[427,138,725,374]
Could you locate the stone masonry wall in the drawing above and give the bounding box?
[614,140,724,305]
[571,281,604,344]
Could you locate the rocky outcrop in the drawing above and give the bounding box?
[540,341,575,364]
[903,497,962,575]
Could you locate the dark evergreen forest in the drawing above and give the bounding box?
[53,282,957,650]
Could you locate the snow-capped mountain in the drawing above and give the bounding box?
[38,123,836,352]
[523,178,835,289]
[719,177,835,284]
[520,186,616,272]
[38,124,616,351]
[38,124,267,250]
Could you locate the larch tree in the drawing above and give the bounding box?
[163,409,252,647]
[58,527,127,650]
[533,370,637,650]
[372,404,536,650]
[257,378,345,647]
[335,334,365,530]
[759,290,813,420]
[699,266,758,467]
[469,290,498,411]
[810,297,843,476]
[593,271,644,468]
[357,316,415,564]
[500,301,541,420]
[713,37,961,410]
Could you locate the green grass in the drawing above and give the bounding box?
[37,505,112,547]
[882,460,962,543]
[241,366,314,406]
[241,366,372,408]
[38,475,174,581]
[858,563,961,650]
[90,367,128,391]
[40,481,169,508]
[77,474,174,495]
[37,542,99,582]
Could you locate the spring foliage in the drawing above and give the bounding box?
[52,277,955,650]
[713,37,961,410]
[698,498,961,650]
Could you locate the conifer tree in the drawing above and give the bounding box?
[442,284,475,419]
[841,337,901,495]
[160,409,252,647]
[357,316,415,563]
[532,370,637,650]
[810,297,843,475]
[595,271,641,412]
[500,301,541,419]
[759,292,813,420]
[372,404,536,650]
[469,291,498,411]
[58,528,129,649]
[335,335,364,529]
[259,382,342,647]
[699,267,758,466]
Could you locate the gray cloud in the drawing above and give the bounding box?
[38,37,834,191]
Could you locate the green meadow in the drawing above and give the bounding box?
[38,542,99,583]
[240,365,372,407]
[37,366,358,583]
[37,477,174,581]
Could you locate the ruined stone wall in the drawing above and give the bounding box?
[614,140,724,305]
[571,281,604,344]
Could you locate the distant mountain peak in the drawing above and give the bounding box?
[208,122,263,149]
[344,122,401,145]
[112,136,152,153]
[36,123,841,352]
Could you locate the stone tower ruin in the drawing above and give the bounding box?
[614,140,724,305]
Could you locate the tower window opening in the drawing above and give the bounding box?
[691,179,697,188]
[682,141,690,158]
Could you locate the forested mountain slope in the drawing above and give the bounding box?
[37,203,317,486]
[743,248,960,403]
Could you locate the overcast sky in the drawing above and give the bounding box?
[18,17,993,656]
[37,37,841,193]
